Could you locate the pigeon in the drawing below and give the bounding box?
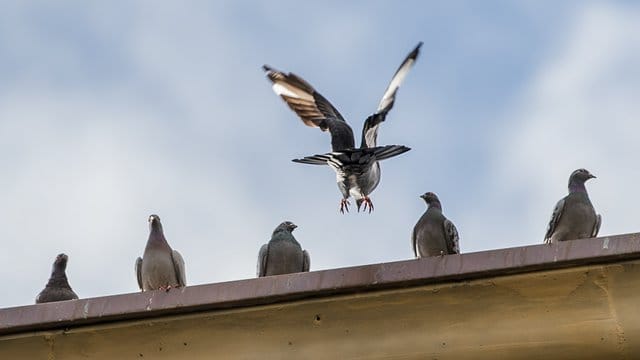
[257,221,310,277]
[135,214,186,291]
[544,168,601,244]
[263,42,422,213]
[35,253,78,303]
[412,192,460,257]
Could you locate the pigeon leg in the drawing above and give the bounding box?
[361,197,374,213]
[340,199,350,214]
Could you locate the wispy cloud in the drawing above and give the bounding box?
[0,1,638,308]
[467,2,640,249]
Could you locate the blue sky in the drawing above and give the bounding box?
[1,1,639,308]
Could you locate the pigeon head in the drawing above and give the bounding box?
[420,192,442,209]
[54,253,68,269]
[568,168,596,192]
[148,214,163,232]
[274,221,297,234]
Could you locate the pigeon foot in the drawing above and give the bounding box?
[339,199,350,214]
[360,197,374,213]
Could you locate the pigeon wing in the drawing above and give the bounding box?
[263,65,355,151]
[544,198,566,244]
[361,42,422,148]
[171,250,186,287]
[411,225,419,258]
[444,219,460,254]
[135,257,143,291]
[257,244,269,277]
[302,250,311,272]
[592,214,602,237]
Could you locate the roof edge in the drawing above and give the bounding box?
[2,233,639,336]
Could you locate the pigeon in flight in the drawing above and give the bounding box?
[412,192,460,257]
[257,221,310,277]
[136,214,186,291]
[264,42,422,213]
[36,253,79,303]
[544,168,601,244]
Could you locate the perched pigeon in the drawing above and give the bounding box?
[263,42,422,213]
[257,221,310,277]
[544,168,601,244]
[36,253,78,304]
[412,192,460,257]
[135,214,186,291]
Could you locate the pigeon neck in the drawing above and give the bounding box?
[148,226,171,248]
[272,229,291,237]
[568,180,587,194]
[271,230,298,244]
[428,201,442,211]
[47,267,71,288]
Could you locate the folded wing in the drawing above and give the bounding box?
[544,198,565,244]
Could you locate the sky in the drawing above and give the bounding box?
[1,1,639,308]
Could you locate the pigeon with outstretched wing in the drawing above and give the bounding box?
[264,42,422,213]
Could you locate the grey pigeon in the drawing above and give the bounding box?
[544,168,601,244]
[257,221,310,277]
[135,214,186,291]
[263,42,422,213]
[412,192,460,257]
[35,253,78,303]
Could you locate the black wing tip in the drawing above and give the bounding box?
[390,144,411,153]
[410,42,423,59]
[391,145,411,156]
[262,64,272,72]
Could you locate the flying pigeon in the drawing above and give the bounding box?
[35,253,78,303]
[544,168,601,244]
[257,221,310,277]
[263,42,422,213]
[412,192,460,257]
[135,214,186,291]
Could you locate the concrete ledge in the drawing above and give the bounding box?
[2,233,639,337]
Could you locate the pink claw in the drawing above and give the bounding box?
[340,199,350,214]
[361,197,374,213]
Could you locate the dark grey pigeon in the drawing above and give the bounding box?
[135,214,186,291]
[544,168,601,244]
[257,221,310,277]
[263,42,422,213]
[36,253,78,304]
[412,192,460,257]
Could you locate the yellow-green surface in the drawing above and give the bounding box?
[2,261,639,359]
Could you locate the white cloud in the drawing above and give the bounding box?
[468,2,640,249]
[2,1,638,310]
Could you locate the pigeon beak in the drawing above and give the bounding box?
[589,174,596,179]
[292,224,298,230]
